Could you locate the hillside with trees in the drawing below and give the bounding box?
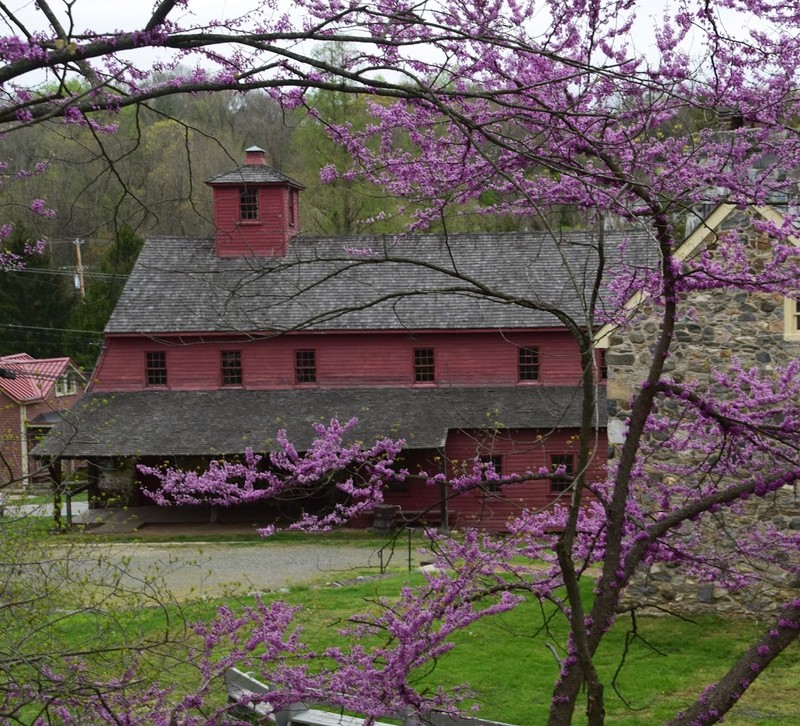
[1,84,427,367]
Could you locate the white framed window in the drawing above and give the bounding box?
[54,373,77,397]
[478,454,504,492]
[221,350,243,386]
[517,346,540,382]
[549,453,575,493]
[146,351,167,386]
[239,187,259,220]
[295,349,317,384]
[784,297,800,342]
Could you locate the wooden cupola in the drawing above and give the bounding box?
[206,146,305,257]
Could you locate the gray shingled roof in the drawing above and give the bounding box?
[106,229,657,334]
[35,386,604,459]
[206,165,305,187]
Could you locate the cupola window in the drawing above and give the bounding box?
[240,187,259,220]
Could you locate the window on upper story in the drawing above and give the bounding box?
[221,351,243,386]
[549,453,575,493]
[518,346,540,381]
[146,351,167,386]
[289,189,297,226]
[54,372,77,397]
[784,297,800,341]
[295,349,317,384]
[240,187,259,220]
[413,348,435,383]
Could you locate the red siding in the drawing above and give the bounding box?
[0,392,22,485]
[93,327,604,531]
[212,185,295,257]
[94,330,585,391]
[382,428,607,532]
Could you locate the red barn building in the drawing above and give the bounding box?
[0,353,85,491]
[38,147,647,531]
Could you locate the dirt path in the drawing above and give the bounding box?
[86,541,387,600]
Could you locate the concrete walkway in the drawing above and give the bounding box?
[4,502,395,599]
[4,499,89,519]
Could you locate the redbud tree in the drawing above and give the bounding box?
[4,1,800,725]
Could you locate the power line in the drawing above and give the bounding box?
[2,267,127,281]
[0,323,104,336]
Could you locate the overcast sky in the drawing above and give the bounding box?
[2,0,774,90]
[7,0,253,34]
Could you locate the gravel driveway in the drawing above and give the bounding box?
[89,541,387,600]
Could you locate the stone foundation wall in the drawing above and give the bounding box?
[620,487,800,618]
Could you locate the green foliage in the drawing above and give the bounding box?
[290,89,407,234]
[0,225,76,358]
[66,225,142,368]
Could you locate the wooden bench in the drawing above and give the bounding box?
[224,667,516,726]
[224,668,396,726]
[224,667,275,719]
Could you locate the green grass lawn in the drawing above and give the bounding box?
[277,575,799,725]
[27,565,799,725]
[5,522,799,724]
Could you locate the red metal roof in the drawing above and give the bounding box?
[0,353,73,403]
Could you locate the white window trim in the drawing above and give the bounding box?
[784,297,800,342]
[54,373,77,397]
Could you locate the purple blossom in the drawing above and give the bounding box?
[319,164,339,183]
[30,199,55,217]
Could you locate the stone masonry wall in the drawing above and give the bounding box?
[606,288,791,423]
[606,208,800,617]
[619,487,800,617]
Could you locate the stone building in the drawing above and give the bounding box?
[600,203,800,616]
[602,203,799,427]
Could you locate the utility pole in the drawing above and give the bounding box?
[73,238,85,299]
